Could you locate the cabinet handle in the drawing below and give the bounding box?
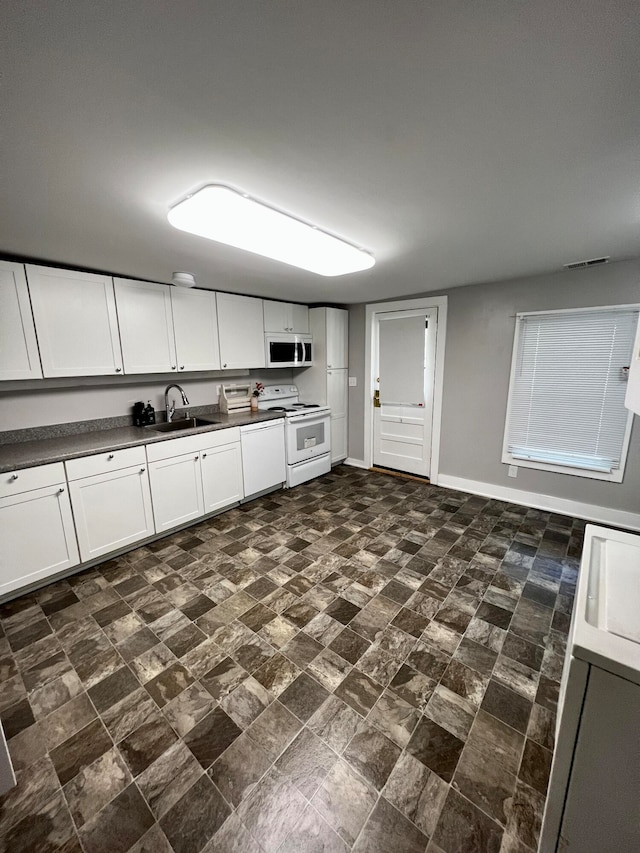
[223,363,227,368]
[171,365,177,370]
[194,455,199,460]
[202,453,207,458]
[108,454,114,460]
[115,367,122,373]
[10,474,18,481]
[140,467,146,473]
[180,366,184,370]
[58,487,65,493]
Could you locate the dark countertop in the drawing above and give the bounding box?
[0,410,285,474]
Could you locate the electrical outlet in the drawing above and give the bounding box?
[508,465,518,478]
[348,376,357,387]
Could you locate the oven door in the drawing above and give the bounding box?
[286,412,331,463]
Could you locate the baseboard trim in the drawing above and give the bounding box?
[438,474,640,532]
[344,457,369,470]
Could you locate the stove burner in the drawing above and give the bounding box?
[268,406,286,411]
[292,403,320,408]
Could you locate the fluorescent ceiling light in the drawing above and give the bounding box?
[167,185,375,277]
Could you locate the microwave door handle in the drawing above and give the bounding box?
[296,341,303,363]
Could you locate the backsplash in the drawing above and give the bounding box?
[0,368,295,434]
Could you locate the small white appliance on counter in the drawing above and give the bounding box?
[257,385,331,487]
[265,334,313,368]
[240,419,286,499]
[540,524,640,853]
[219,384,252,413]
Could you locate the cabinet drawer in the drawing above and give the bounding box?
[65,446,146,480]
[145,427,240,462]
[0,462,66,498]
[200,427,240,450]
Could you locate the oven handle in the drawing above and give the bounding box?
[288,411,331,425]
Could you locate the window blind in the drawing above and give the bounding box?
[505,308,638,473]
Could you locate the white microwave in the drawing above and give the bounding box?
[265,334,313,368]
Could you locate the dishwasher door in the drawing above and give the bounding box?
[240,420,286,498]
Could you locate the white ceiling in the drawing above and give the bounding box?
[1,1,639,303]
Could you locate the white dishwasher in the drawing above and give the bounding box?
[240,419,286,499]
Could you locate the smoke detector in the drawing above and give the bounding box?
[563,257,609,270]
[171,271,197,287]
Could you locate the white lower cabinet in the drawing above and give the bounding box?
[201,442,244,513]
[148,452,204,532]
[0,463,79,597]
[67,451,154,561]
[147,428,243,532]
[330,416,348,463]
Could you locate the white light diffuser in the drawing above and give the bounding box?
[167,185,375,277]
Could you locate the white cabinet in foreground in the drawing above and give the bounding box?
[0,463,79,597]
[66,447,154,561]
[540,524,640,853]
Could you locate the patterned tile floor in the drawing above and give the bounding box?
[0,466,582,853]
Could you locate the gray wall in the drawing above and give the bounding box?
[348,259,640,513]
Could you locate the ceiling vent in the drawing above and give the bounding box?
[563,256,610,270]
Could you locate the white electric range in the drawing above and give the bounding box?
[257,385,332,487]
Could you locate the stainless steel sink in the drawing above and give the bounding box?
[144,417,218,433]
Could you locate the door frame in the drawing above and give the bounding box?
[364,295,448,484]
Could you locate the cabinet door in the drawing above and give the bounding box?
[217,293,265,369]
[114,278,177,374]
[26,265,123,377]
[263,300,289,333]
[201,442,244,513]
[149,452,203,531]
[326,308,348,369]
[331,416,348,463]
[69,465,154,561]
[263,300,309,333]
[290,303,309,334]
[0,262,42,380]
[327,369,348,419]
[0,484,79,597]
[171,288,221,372]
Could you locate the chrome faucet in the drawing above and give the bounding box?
[164,384,189,423]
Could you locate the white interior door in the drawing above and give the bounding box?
[373,308,436,477]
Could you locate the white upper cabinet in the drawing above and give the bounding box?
[115,279,221,375]
[0,261,42,380]
[217,293,265,369]
[114,279,177,374]
[170,287,220,372]
[26,265,123,377]
[326,307,349,369]
[263,300,309,334]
